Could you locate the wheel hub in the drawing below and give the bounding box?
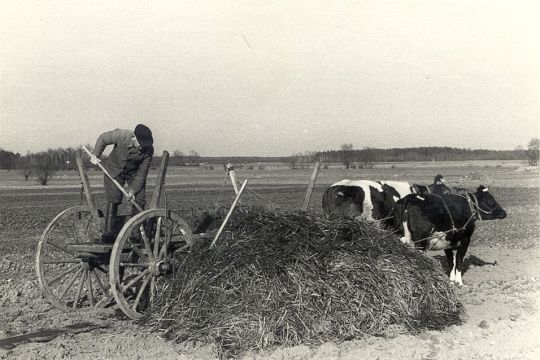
[149,260,171,276]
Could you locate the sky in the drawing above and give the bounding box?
[1,0,539,156]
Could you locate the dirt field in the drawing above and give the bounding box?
[0,162,539,359]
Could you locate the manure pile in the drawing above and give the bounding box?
[143,207,463,358]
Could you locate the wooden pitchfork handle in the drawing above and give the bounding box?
[82,146,144,213]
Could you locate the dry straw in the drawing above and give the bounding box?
[142,207,463,358]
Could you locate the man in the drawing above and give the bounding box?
[90,124,154,242]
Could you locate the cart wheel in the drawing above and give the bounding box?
[36,206,113,311]
[109,209,193,319]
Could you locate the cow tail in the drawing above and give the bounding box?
[322,187,332,215]
[396,195,410,233]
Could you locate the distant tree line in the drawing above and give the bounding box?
[313,140,539,169]
[169,150,201,166]
[0,146,208,185]
[0,147,92,185]
[0,139,537,184]
[316,147,523,165]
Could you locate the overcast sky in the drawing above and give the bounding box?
[1,0,539,156]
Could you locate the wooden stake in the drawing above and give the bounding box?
[210,180,248,248]
[302,161,320,211]
[226,163,240,194]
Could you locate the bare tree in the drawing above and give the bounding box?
[173,150,184,158]
[169,150,185,166]
[361,146,375,169]
[32,151,58,185]
[526,138,539,166]
[20,168,33,182]
[340,143,354,169]
[187,150,200,165]
[289,152,303,169]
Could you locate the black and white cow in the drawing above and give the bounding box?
[322,180,411,225]
[321,176,451,226]
[396,185,507,285]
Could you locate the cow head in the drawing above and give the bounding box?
[323,185,364,219]
[380,184,401,221]
[474,185,507,220]
[431,174,452,195]
[434,174,444,184]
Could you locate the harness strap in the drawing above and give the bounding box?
[431,194,456,231]
[469,193,482,221]
[466,193,479,220]
[411,210,477,244]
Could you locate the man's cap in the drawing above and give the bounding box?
[134,124,153,148]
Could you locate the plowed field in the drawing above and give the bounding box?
[1,163,538,359]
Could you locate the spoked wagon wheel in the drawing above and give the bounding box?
[36,206,113,311]
[109,209,193,319]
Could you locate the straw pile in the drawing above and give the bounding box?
[142,207,463,358]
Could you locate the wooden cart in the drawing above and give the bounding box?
[35,151,197,319]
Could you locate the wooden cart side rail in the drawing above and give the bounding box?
[76,155,103,230]
[302,161,320,211]
[149,151,169,210]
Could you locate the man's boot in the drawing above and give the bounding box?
[101,202,119,243]
[129,203,144,242]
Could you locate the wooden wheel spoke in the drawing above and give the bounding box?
[94,265,108,274]
[60,267,84,301]
[121,269,150,293]
[153,217,162,258]
[48,265,79,285]
[44,259,81,264]
[91,268,108,295]
[158,244,167,261]
[56,223,79,241]
[132,275,150,311]
[126,240,147,260]
[87,269,95,306]
[96,294,115,308]
[71,214,78,241]
[72,269,88,309]
[150,277,156,304]
[139,224,155,262]
[46,241,76,256]
[119,262,150,268]
[83,221,93,238]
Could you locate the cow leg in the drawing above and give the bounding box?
[444,249,456,281]
[445,249,465,285]
[453,239,470,286]
[399,210,413,246]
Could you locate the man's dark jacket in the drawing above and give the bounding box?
[93,129,154,194]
